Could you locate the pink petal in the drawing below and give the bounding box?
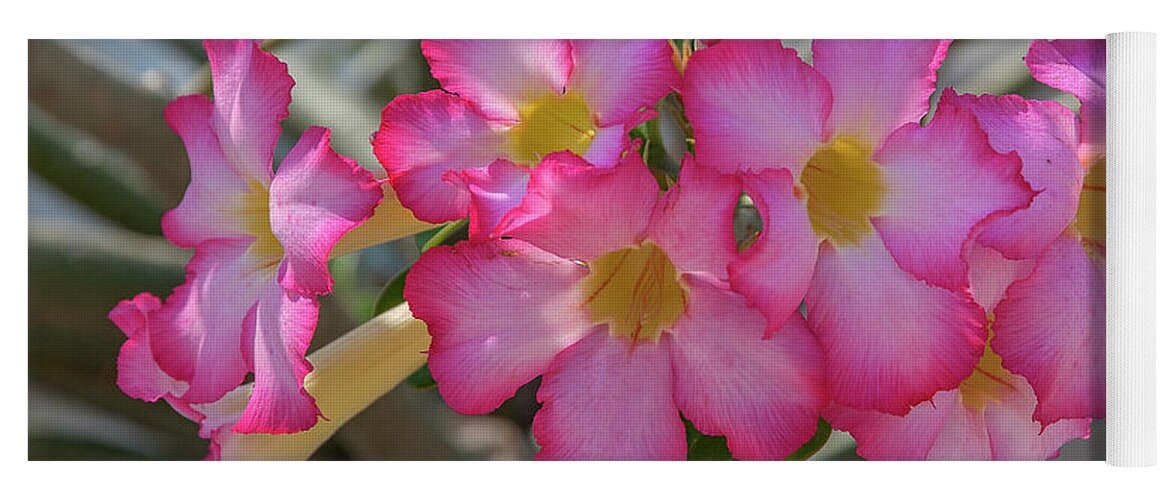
[728,168,819,333]
[233,279,323,434]
[460,159,531,239]
[1026,39,1106,156]
[992,234,1105,425]
[421,40,573,122]
[668,279,826,460]
[270,126,382,295]
[372,90,509,224]
[806,235,987,414]
[944,91,1083,259]
[498,151,659,262]
[568,40,681,127]
[965,242,1034,312]
[812,39,950,146]
[204,39,293,186]
[872,98,1034,291]
[110,293,188,402]
[681,40,832,175]
[151,238,274,404]
[984,375,1093,460]
[647,155,740,280]
[404,238,594,415]
[534,331,685,460]
[160,95,255,248]
[826,390,988,460]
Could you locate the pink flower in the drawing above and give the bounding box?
[681,40,1036,415]
[825,72,1104,458]
[109,40,383,435]
[371,40,680,226]
[404,149,827,460]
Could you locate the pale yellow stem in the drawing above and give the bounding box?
[199,303,430,460]
[331,183,436,258]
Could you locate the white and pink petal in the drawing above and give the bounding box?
[992,234,1106,424]
[727,168,818,333]
[204,39,293,186]
[270,126,382,295]
[682,40,831,175]
[647,155,740,280]
[812,39,950,146]
[233,279,323,434]
[421,40,573,122]
[404,238,594,415]
[497,151,659,262]
[150,238,275,404]
[943,90,1082,259]
[533,331,686,460]
[806,235,987,414]
[872,99,1034,291]
[160,95,257,248]
[372,90,509,224]
[568,39,681,127]
[668,279,827,460]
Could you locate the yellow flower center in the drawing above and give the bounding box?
[235,180,284,259]
[508,92,596,165]
[1075,158,1105,262]
[958,318,1017,412]
[580,242,687,344]
[800,136,887,246]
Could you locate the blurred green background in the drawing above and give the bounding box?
[27,39,1105,460]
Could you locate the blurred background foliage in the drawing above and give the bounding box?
[27,39,1104,460]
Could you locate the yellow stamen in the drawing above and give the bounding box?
[508,92,596,165]
[1075,158,1106,262]
[958,317,1018,412]
[234,179,284,258]
[196,303,430,460]
[800,136,886,246]
[580,242,687,343]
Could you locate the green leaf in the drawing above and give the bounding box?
[684,418,734,461]
[419,219,468,253]
[786,418,833,461]
[413,226,444,251]
[370,267,409,319]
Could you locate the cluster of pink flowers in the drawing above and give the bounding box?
[113,39,1105,460]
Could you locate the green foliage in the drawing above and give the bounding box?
[685,418,734,461]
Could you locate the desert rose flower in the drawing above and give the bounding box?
[825,87,1097,458]
[404,149,827,460]
[681,40,1035,415]
[109,40,416,436]
[371,40,680,225]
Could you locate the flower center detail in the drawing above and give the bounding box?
[236,180,284,259]
[580,242,687,344]
[958,319,1017,412]
[1075,158,1105,261]
[508,92,596,165]
[800,136,886,246]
